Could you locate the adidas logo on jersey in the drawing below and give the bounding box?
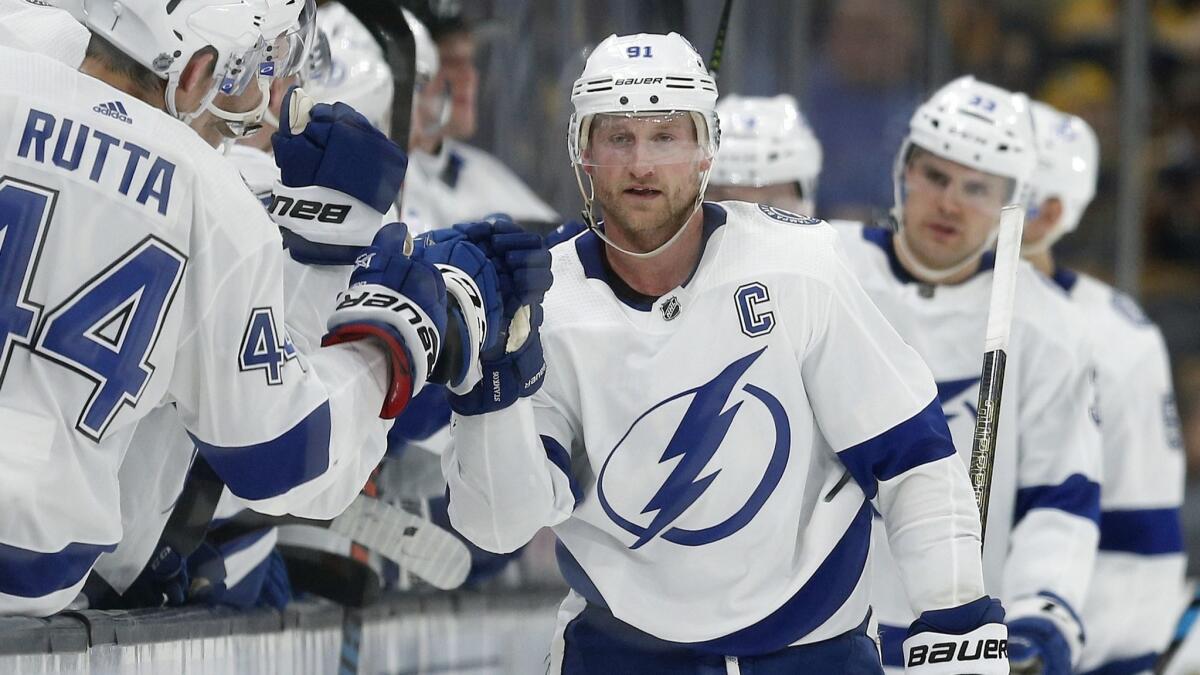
[93,101,132,124]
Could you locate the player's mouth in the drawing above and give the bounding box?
[922,220,960,244]
[624,186,662,200]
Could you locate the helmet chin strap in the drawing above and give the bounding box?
[572,163,712,260]
[165,75,269,138]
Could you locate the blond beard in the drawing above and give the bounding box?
[595,181,701,252]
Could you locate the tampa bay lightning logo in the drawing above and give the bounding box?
[937,377,980,422]
[597,347,790,549]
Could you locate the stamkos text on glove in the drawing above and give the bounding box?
[906,638,1007,667]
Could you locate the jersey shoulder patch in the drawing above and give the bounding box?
[757,204,821,226]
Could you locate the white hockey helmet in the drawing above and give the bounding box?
[710,94,822,213]
[891,76,1037,281]
[63,0,313,129]
[1025,99,1099,251]
[895,75,1037,215]
[568,32,719,259]
[306,3,440,135]
[568,32,719,166]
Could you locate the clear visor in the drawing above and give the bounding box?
[414,76,451,138]
[900,144,1016,221]
[257,1,318,80]
[575,111,713,168]
[298,28,333,85]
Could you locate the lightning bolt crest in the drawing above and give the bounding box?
[631,348,765,549]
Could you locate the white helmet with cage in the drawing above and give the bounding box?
[63,0,314,132]
[1025,99,1099,253]
[711,94,822,215]
[568,32,719,258]
[892,75,1037,280]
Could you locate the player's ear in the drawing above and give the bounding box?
[175,47,218,114]
[1042,197,1064,227]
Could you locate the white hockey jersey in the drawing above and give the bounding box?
[1051,269,1187,674]
[444,201,989,653]
[402,139,558,230]
[831,222,1103,667]
[0,0,88,68]
[0,49,391,616]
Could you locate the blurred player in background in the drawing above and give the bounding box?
[0,0,473,616]
[442,32,1010,674]
[705,94,822,217]
[1024,100,1187,675]
[400,0,558,230]
[830,76,1103,675]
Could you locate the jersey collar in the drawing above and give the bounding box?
[576,202,728,312]
[1050,265,1079,293]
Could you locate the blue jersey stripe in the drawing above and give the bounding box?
[542,435,583,507]
[557,501,873,656]
[1098,508,1183,555]
[879,623,907,667]
[0,539,115,598]
[191,401,332,501]
[837,398,956,499]
[1013,473,1101,526]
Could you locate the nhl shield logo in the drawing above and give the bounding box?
[660,296,681,321]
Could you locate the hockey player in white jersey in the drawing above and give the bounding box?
[706,94,822,216]
[828,76,1103,674]
[0,0,495,616]
[1023,100,1186,675]
[441,32,1010,674]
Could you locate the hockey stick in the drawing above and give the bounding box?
[708,0,736,80]
[212,494,470,590]
[969,204,1025,541]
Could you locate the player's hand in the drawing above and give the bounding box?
[417,217,553,415]
[1005,594,1081,675]
[272,86,407,213]
[902,596,1009,674]
[413,233,502,394]
[323,222,447,418]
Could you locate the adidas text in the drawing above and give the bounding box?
[93,101,132,124]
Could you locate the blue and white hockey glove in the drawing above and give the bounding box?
[270,86,407,248]
[323,222,446,419]
[413,233,502,394]
[1006,593,1083,675]
[418,217,553,416]
[903,596,1009,674]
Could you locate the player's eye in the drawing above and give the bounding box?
[923,166,949,187]
[652,132,676,143]
[964,181,991,197]
[607,133,633,147]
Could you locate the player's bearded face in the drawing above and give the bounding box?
[584,113,709,250]
[899,150,1012,270]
